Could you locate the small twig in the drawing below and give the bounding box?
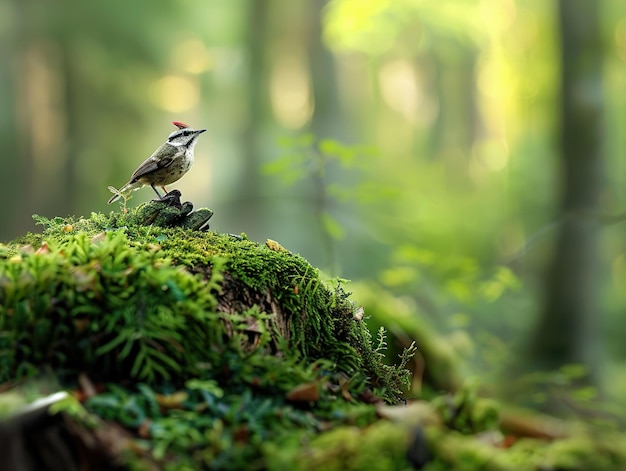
[505,209,626,265]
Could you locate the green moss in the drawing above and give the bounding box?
[421,428,626,471]
[431,385,500,434]
[2,208,626,470]
[2,211,412,400]
[0,229,224,383]
[266,421,414,471]
[0,208,417,468]
[276,421,626,471]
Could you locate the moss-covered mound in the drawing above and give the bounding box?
[1,206,625,471]
[0,208,415,469]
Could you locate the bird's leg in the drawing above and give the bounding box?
[151,184,163,199]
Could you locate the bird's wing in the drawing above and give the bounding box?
[129,145,182,183]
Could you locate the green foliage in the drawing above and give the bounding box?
[77,363,376,469]
[497,364,626,430]
[263,135,388,271]
[387,245,521,306]
[49,393,100,429]
[264,135,376,187]
[324,0,484,55]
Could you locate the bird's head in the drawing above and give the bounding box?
[167,121,207,148]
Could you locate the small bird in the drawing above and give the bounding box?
[108,121,206,204]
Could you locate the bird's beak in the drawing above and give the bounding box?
[196,129,207,134]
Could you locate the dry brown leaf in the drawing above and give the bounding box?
[286,382,320,402]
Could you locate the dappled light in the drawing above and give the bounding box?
[171,39,214,75]
[148,75,201,113]
[2,0,626,468]
[470,138,509,175]
[378,59,422,123]
[270,49,313,129]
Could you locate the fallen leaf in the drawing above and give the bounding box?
[35,242,50,255]
[156,391,188,410]
[286,382,320,402]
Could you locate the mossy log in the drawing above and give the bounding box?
[1,201,625,470]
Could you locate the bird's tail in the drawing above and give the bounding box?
[107,188,122,204]
[107,182,140,204]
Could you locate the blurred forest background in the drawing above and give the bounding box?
[1,0,626,417]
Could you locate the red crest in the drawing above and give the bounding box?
[172,121,189,129]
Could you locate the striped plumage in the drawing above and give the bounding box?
[108,122,206,204]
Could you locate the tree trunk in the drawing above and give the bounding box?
[236,0,271,236]
[529,1,604,383]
